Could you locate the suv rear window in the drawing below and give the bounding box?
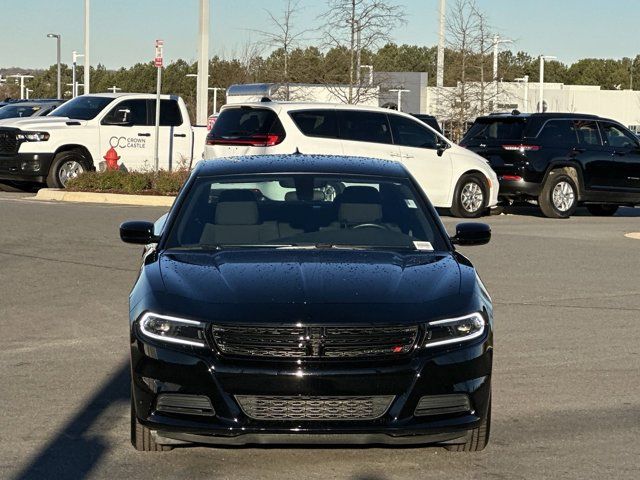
[463,118,526,142]
[210,107,283,138]
[290,110,338,138]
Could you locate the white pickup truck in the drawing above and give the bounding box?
[0,93,207,188]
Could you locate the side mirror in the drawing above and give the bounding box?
[436,140,450,157]
[450,222,491,246]
[120,221,158,244]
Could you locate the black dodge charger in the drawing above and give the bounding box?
[121,154,494,452]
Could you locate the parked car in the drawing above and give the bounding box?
[120,154,493,452]
[0,93,207,188]
[204,102,499,218]
[461,111,640,218]
[411,113,443,135]
[0,99,65,120]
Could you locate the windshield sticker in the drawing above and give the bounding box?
[405,199,417,208]
[413,241,434,251]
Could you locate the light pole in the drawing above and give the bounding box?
[196,0,210,125]
[108,85,121,93]
[492,35,512,99]
[389,88,410,112]
[47,33,61,99]
[436,0,446,89]
[514,75,529,112]
[208,87,224,114]
[25,88,33,100]
[360,65,373,86]
[84,0,90,94]
[71,51,84,98]
[538,55,556,112]
[9,75,34,99]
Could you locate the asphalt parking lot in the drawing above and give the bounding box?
[1,191,639,480]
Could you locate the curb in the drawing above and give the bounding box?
[33,189,176,207]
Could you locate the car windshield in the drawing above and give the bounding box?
[0,105,40,119]
[49,96,114,120]
[165,174,448,251]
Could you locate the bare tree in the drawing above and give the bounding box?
[437,0,497,141]
[319,0,406,104]
[254,0,310,100]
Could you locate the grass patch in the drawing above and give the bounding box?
[66,169,190,196]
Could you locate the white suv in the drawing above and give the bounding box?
[204,102,498,217]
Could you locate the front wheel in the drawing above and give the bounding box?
[446,398,491,452]
[131,390,172,452]
[538,172,578,218]
[46,149,88,188]
[451,174,487,218]
[586,204,618,216]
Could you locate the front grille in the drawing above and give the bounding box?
[210,324,419,359]
[236,395,394,421]
[0,129,18,154]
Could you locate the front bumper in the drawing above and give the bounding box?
[0,152,55,183]
[131,332,492,446]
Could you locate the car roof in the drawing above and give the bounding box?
[197,154,409,178]
[222,101,416,116]
[479,112,601,120]
[0,100,62,107]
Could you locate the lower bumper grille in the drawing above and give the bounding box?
[414,394,471,416]
[211,324,419,359]
[156,394,215,416]
[235,395,394,421]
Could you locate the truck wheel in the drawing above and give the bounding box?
[46,149,88,188]
[451,173,487,218]
[538,171,578,218]
[586,204,618,216]
[131,391,172,452]
[445,398,491,452]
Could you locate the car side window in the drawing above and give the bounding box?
[102,99,148,125]
[600,122,639,149]
[537,120,578,145]
[388,114,439,149]
[338,111,392,144]
[289,110,338,138]
[573,120,601,146]
[148,99,184,127]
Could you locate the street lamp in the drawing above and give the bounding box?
[72,51,84,98]
[108,85,121,93]
[46,33,61,99]
[25,88,33,100]
[538,55,557,112]
[360,65,373,86]
[493,35,512,99]
[9,74,34,99]
[514,75,529,112]
[389,88,410,112]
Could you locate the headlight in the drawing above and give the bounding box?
[138,312,207,347]
[16,131,50,142]
[423,312,485,348]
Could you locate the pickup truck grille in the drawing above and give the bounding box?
[0,129,18,154]
[235,395,394,421]
[210,324,419,359]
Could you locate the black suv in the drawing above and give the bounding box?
[461,112,640,218]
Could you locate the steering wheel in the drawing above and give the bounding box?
[353,223,389,230]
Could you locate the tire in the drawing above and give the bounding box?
[46,149,89,189]
[586,204,618,216]
[538,171,578,218]
[131,390,172,452]
[451,173,487,218]
[446,398,491,452]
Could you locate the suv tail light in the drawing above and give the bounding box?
[502,144,540,152]
[206,133,285,147]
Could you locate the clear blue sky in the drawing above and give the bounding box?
[1,0,639,69]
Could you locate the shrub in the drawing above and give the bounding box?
[66,169,189,196]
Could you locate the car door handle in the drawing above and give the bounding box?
[613,151,626,156]
[173,133,187,138]
[137,133,151,137]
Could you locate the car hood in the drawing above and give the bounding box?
[153,249,464,323]
[0,116,88,129]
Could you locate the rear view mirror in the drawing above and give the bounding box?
[120,221,157,244]
[436,140,450,157]
[450,222,491,246]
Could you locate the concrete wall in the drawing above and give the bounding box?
[375,72,428,113]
